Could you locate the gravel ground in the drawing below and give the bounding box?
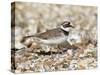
[11,2,97,73]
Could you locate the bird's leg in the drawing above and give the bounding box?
[57,45,64,54]
[50,45,58,58]
[51,45,55,58]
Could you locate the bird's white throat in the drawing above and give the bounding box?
[61,25,71,32]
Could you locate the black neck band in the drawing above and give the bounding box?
[61,29,69,36]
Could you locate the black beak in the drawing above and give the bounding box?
[69,25,74,28]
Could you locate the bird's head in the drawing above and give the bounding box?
[60,21,74,32]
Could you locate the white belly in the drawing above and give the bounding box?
[39,36,68,45]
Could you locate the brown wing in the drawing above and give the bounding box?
[35,28,65,39]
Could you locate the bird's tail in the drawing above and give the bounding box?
[20,35,36,43]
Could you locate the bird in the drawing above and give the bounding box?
[21,21,74,45]
[21,21,74,57]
